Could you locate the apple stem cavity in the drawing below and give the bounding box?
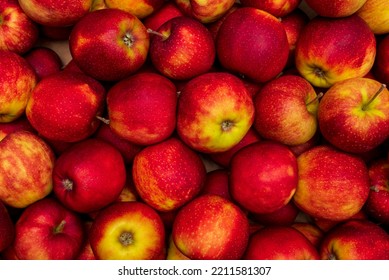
[122,32,135,48]
[147,28,168,41]
[370,185,380,192]
[221,120,234,132]
[119,231,134,246]
[53,220,66,234]
[62,178,74,191]
[362,84,387,111]
[306,92,324,106]
[96,116,110,125]
[313,67,325,78]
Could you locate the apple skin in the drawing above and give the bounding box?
[143,1,184,31]
[132,137,206,212]
[373,34,389,84]
[319,219,389,260]
[0,50,37,123]
[176,72,255,153]
[26,71,106,143]
[24,47,62,80]
[364,158,389,224]
[69,8,150,81]
[317,78,389,154]
[105,0,165,19]
[294,145,370,221]
[166,235,190,260]
[89,201,166,260]
[356,0,389,35]
[13,198,85,260]
[243,226,320,260]
[250,201,300,226]
[230,141,298,214]
[0,117,35,141]
[0,200,14,252]
[217,7,289,83]
[304,0,367,17]
[106,72,177,145]
[295,15,376,88]
[172,194,249,260]
[18,0,92,27]
[291,222,324,248]
[52,138,127,214]
[0,0,38,54]
[174,0,235,24]
[240,0,302,17]
[253,75,320,146]
[76,221,96,260]
[200,169,231,201]
[0,131,55,208]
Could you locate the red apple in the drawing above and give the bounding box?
[166,235,190,260]
[105,0,165,19]
[13,198,85,260]
[176,72,255,153]
[24,47,62,80]
[172,194,249,260]
[0,131,55,208]
[356,0,389,35]
[25,71,106,143]
[313,210,368,232]
[317,78,389,154]
[373,34,389,84]
[206,3,239,42]
[304,0,367,17]
[200,169,231,200]
[53,138,127,213]
[0,200,14,252]
[250,201,300,226]
[293,145,370,221]
[230,141,298,214]
[132,137,206,212]
[291,222,324,248]
[69,8,150,81]
[76,221,96,260]
[0,117,35,141]
[0,0,38,54]
[216,7,289,83]
[240,0,302,17]
[295,15,376,88]
[89,201,166,260]
[143,1,184,31]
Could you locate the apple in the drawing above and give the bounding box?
[176,72,255,153]
[115,167,139,203]
[230,141,298,214]
[18,0,93,27]
[105,0,165,19]
[52,138,126,213]
[243,226,319,260]
[288,131,320,157]
[373,34,389,84]
[24,47,62,80]
[364,158,389,224]
[206,3,239,42]
[90,0,107,10]
[69,8,150,81]
[105,72,177,145]
[132,137,206,212]
[317,78,389,154]
[253,75,320,146]
[356,0,389,34]
[89,201,165,260]
[312,210,368,233]
[200,169,231,200]
[293,145,370,221]
[166,235,190,260]
[172,194,249,260]
[250,201,300,226]
[148,16,215,81]
[0,131,55,208]
[304,0,367,17]
[76,221,96,260]
[319,219,389,259]
[0,200,14,252]
[0,0,38,54]
[143,1,184,32]
[295,15,376,88]
[25,71,106,143]
[240,0,302,17]
[216,7,289,83]
[291,222,324,248]
[0,117,35,141]
[0,50,37,123]
[174,0,235,23]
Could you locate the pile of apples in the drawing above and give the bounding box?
[1,0,389,260]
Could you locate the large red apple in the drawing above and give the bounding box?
[356,0,389,35]
[295,15,376,88]
[373,34,389,84]
[304,0,367,17]
[0,200,14,252]
[240,0,302,17]
[216,7,289,83]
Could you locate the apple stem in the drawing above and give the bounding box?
[62,178,74,191]
[96,115,110,125]
[306,92,324,106]
[362,84,386,111]
[122,32,135,48]
[119,231,134,246]
[370,185,379,192]
[147,28,168,40]
[53,220,66,234]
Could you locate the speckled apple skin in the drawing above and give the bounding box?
[304,0,367,17]
[175,0,235,23]
[105,0,165,19]
[172,194,249,260]
[143,1,184,31]
[294,145,370,221]
[356,0,389,35]
[240,0,301,17]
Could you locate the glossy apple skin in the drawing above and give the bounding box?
[200,169,231,200]
[13,198,85,260]
[0,117,35,141]
[0,200,14,252]
[26,71,106,143]
[356,0,389,35]
[241,0,301,17]
[105,0,165,19]
[149,16,215,81]
[143,1,184,31]
[53,139,127,213]
[89,201,166,260]
[107,72,177,145]
[69,8,149,81]
[175,0,235,23]
[216,7,289,83]
[172,194,249,260]
[304,0,367,17]
[320,219,389,260]
[0,131,55,208]
[132,137,206,212]
[254,75,319,146]
[294,145,370,221]
[318,78,389,154]
[292,222,324,248]
[0,50,37,123]
[373,34,389,84]
[230,141,298,214]
[295,15,376,88]
[24,47,62,80]
[0,0,38,54]
[243,226,320,260]
[18,0,92,27]
[176,72,255,153]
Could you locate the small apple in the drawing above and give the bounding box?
[176,72,255,153]
[0,131,55,208]
[166,235,190,260]
[24,47,62,80]
[304,0,367,17]
[200,169,231,200]
[206,3,239,42]
[76,221,96,260]
[89,201,166,260]
[356,0,389,34]
[240,0,302,17]
[312,210,368,233]
[143,1,184,32]
[0,117,35,141]
[0,200,14,252]
[291,222,324,248]
[373,34,389,84]
[105,0,165,19]
[250,201,300,226]
[172,194,249,260]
